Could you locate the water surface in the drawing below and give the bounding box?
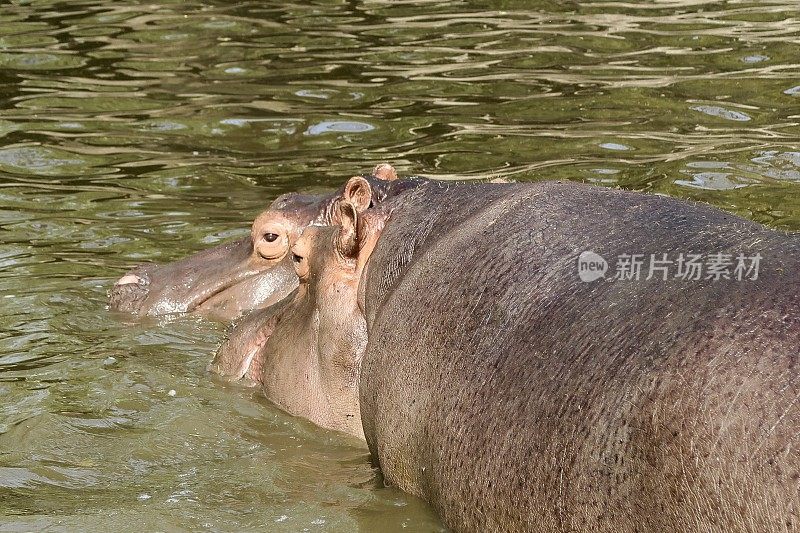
[1,0,799,531]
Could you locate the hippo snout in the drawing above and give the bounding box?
[108,266,152,314]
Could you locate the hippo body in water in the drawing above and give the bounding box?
[108,165,405,321]
[214,179,799,532]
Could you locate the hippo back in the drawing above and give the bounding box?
[359,181,800,532]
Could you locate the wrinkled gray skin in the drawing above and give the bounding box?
[213,180,799,532]
[108,165,401,321]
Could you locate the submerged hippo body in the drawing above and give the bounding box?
[215,179,800,532]
[108,164,403,321]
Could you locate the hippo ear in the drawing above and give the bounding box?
[343,176,373,212]
[334,200,359,259]
[371,163,398,181]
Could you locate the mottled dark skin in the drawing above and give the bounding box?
[214,179,799,532]
[108,164,405,321]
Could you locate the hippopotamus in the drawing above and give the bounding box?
[211,177,799,532]
[108,164,402,321]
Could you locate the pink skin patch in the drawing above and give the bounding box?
[116,274,144,286]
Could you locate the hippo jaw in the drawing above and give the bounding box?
[208,300,287,382]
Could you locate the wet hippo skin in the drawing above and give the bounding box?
[214,179,800,532]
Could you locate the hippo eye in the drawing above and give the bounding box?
[264,232,279,243]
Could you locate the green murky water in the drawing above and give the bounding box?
[0,1,798,531]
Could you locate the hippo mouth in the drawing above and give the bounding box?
[208,306,282,383]
[234,333,267,381]
[219,324,271,383]
[208,285,302,383]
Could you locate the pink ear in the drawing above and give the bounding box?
[334,200,359,259]
[372,163,398,181]
[343,176,373,212]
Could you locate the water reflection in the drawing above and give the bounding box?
[0,0,798,530]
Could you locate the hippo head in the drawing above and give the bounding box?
[109,164,399,322]
[108,192,326,321]
[209,176,390,438]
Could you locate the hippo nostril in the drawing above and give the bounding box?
[115,273,147,286]
[109,279,150,313]
[109,267,153,313]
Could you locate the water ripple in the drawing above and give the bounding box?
[0,0,798,530]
